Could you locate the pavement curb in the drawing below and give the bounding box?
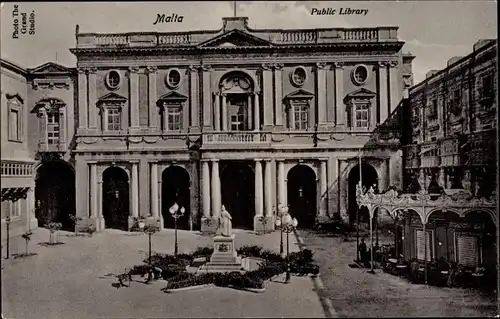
[293,230,338,319]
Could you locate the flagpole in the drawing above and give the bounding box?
[233,1,236,17]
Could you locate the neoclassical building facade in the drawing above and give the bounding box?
[3,16,414,233]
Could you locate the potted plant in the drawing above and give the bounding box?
[69,215,83,236]
[46,222,62,245]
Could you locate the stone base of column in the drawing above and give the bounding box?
[253,215,275,234]
[339,209,350,226]
[272,125,284,132]
[335,124,346,131]
[27,217,39,232]
[261,124,273,131]
[200,217,217,234]
[81,217,104,232]
[145,216,163,229]
[202,126,213,132]
[128,126,141,134]
[316,214,331,225]
[189,126,201,133]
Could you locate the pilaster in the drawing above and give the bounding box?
[129,66,140,132]
[388,61,401,114]
[214,92,221,131]
[87,67,98,132]
[273,64,284,129]
[318,159,328,222]
[147,65,159,131]
[211,159,221,218]
[316,63,328,130]
[75,158,88,222]
[221,93,228,131]
[202,65,213,131]
[378,62,389,124]
[262,64,274,130]
[201,159,214,234]
[77,68,88,133]
[334,62,345,129]
[253,91,260,131]
[189,65,200,132]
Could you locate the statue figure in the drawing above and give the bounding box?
[216,205,232,237]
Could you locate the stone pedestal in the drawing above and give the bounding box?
[198,235,245,273]
[200,217,217,234]
[253,216,275,233]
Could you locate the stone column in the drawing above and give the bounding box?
[339,160,349,224]
[247,94,253,130]
[277,159,286,208]
[129,66,140,130]
[97,177,104,230]
[87,68,98,130]
[221,93,228,131]
[147,66,158,130]
[378,62,389,124]
[254,92,260,131]
[389,61,401,114]
[379,158,390,192]
[319,159,328,220]
[214,92,221,131]
[254,159,264,231]
[418,169,426,191]
[189,65,200,131]
[334,62,345,128]
[262,64,274,130]
[211,160,221,217]
[77,68,88,132]
[26,187,37,231]
[39,108,48,150]
[131,162,139,219]
[316,63,328,130]
[151,162,159,218]
[202,65,212,130]
[274,64,284,128]
[90,163,98,219]
[264,159,273,217]
[75,158,88,223]
[202,160,211,218]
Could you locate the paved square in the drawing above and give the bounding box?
[2,228,327,319]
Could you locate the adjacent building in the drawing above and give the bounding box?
[1,16,414,235]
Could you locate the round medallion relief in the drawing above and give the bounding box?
[105,70,121,90]
[290,66,307,87]
[351,65,369,85]
[165,68,182,89]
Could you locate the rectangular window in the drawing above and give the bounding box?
[47,113,60,145]
[355,104,369,128]
[107,109,121,131]
[456,233,480,267]
[415,229,433,261]
[166,106,181,131]
[293,103,308,130]
[10,200,21,218]
[8,109,20,141]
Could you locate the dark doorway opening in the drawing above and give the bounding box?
[35,161,76,231]
[348,163,379,226]
[102,167,130,231]
[287,165,317,229]
[221,161,255,229]
[162,166,191,230]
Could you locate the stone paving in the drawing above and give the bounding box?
[2,228,327,319]
[298,229,497,318]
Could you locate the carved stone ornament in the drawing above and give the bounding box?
[332,62,345,69]
[87,67,97,74]
[188,64,200,72]
[273,63,284,70]
[261,63,273,70]
[146,65,158,73]
[316,62,328,70]
[32,79,71,91]
[128,66,140,73]
[201,64,212,72]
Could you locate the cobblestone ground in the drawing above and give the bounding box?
[2,228,326,319]
[298,229,497,318]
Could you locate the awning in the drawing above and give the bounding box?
[1,187,30,202]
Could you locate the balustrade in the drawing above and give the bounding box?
[342,29,378,41]
[278,31,317,43]
[202,132,270,144]
[95,35,129,46]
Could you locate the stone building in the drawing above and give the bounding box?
[397,39,497,271]
[2,16,414,234]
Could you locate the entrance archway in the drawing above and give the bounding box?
[162,166,190,230]
[102,167,130,231]
[35,161,75,231]
[287,165,317,229]
[348,163,378,225]
[221,162,254,229]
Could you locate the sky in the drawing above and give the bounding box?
[1,1,497,84]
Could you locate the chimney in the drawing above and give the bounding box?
[426,70,440,79]
[473,39,494,51]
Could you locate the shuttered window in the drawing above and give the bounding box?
[415,229,433,261]
[456,234,479,267]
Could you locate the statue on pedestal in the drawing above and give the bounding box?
[216,205,232,237]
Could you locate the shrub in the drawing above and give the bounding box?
[237,245,263,257]
[129,264,150,276]
[260,250,284,262]
[191,246,214,258]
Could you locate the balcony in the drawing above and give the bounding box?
[439,137,462,167]
[202,132,271,145]
[38,140,67,153]
[419,142,441,168]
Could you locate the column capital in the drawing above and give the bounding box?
[253,91,261,96]
[146,65,158,73]
[275,158,285,162]
[129,160,140,165]
[378,61,390,68]
[200,159,212,162]
[319,158,329,162]
[210,159,219,163]
[332,62,345,69]
[316,62,329,70]
[201,64,212,72]
[261,63,273,70]
[213,91,220,96]
[387,60,398,67]
[87,161,98,164]
[221,92,228,97]
[77,67,87,74]
[128,66,140,73]
[149,160,159,164]
[273,63,284,70]
[189,64,201,71]
[254,158,263,162]
[87,67,97,74]
[263,158,272,162]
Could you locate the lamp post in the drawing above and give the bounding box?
[139,220,160,283]
[170,203,185,256]
[5,216,11,259]
[276,204,287,257]
[276,212,298,283]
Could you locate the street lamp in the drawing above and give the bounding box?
[276,212,298,283]
[139,220,160,283]
[169,203,185,256]
[275,204,288,257]
[5,216,11,259]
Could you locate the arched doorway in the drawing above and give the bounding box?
[348,163,378,225]
[35,161,75,231]
[102,167,130,231]
[162,166,190,230]
[221,162,254,229]
[287,165,317,229]
[218,71,255,131]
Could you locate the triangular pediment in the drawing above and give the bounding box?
[98,92,127,102]
[29,62,72,74]
[344,88,376,101]
[157,91,188,105]
[197,29,273,48]
[283,89,315,100]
